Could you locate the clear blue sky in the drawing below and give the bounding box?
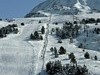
[0,0,45,19]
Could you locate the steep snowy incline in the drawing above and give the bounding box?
[80,0,100,12]
[25,0,77,17]
[29,0,77,12]
[74,0,91,13]
[0,19,44,75]
[25,0,100,17]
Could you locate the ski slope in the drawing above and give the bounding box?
[0,18,47,75]
[0,13,100,75]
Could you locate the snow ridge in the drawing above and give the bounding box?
[25,0,100,17]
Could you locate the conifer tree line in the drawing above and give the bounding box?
[51,21,81,39]
[50,18,100,40]
[46,52,89,75]
[48,45,98,75]
[81,18,100,24]
[0,24,18,38]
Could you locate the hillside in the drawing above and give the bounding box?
[25,0,100,17]
[0,0,100,75]
[0,13,100,75]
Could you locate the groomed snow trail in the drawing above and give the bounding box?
[0,20,42,75]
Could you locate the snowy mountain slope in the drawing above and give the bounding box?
[74,0,91,14]
[25,0,100,17]
[0,18,47,75]
[26,14,100,75]
[42,15,100,75]
[80,0,100,12]
[1,12,100,75]
[25,0,78,17]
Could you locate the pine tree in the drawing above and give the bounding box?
[41,26,45,34]
[30,33,34,40]
[21,23,24,26]
[40,35,43,40]
[50,47,54,53]
[69,53,77,66]
[84,52,90,59]
[59,46,66,54]
[94,55,97,60]
[34,31,39,39]
[46,60,62,75]
[46,61,52,72]
[38,20,41,23]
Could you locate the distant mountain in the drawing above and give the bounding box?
[25,0,100,17]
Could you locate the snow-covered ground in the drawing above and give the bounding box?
[43,20,100,75]
[0,13,100,75]
[0,19,47,75]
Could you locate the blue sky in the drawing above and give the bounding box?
[0,0,45,18]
